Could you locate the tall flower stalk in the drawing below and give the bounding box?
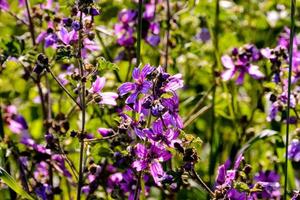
[164,0,170,72]
[133,1,143,199]
[136,0,143,68]
[76,10,86,200]
[284,0,296,199]
[208,0,220,186]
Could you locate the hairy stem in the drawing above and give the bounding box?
[164,0,171,71]
[134,171,142,200]
[136,0,143,68]
[284,0,295,199]
[36,78,48,120]
[47,68,82,110]
[190,168,215,198]
[209,0,220,187]
[25,0,35,46]
[76,10,86,200]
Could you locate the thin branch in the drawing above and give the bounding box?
[84,134,119,143]
[136,0,143,68]
[57,141,79,180]
[47,68,82,110]
[134,171,142,200]
[183,104,212,128]
[76,10,86,200]
[284,0,296,199]
[36,79,48,120]
[209,0,220,187]
[25,0,36,46]
[164,0,171,71]
[190,168,215,198]
[185,84,215,119]
[6,10,29,25]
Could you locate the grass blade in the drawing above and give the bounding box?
[0,167,35,200]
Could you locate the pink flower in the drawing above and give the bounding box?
[89,76,118,106]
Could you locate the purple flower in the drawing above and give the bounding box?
[18,0,25,7]
[36,27,58,48]
[21,137,51,154]
[144,119,179,146]
[71,21,81,31]
[143,4,155,20]
[34,161,49,183]
[97,128,113,137]
[215,154,244,187]
[118,10,137,23]
[146,34,160,47]
[81,186,90,194]
[221,45,264,84]
[254,170,281,199]
[0,0,9,11]
[58,27,78,45]
[89,7,100,16]
[52,154,72,178]
[89,76,118,106]
[288,139,300,162]
[195,28,210,42]
[118,64,155,104]
[227,189,247,200]
[292,191,300,200]
[4,105,28,134]
[35,183,51,200]
[160,72,184,92]
[132,143,171,185]
[120,169,136,199]
[161,94,183,128]
[114,23,135,46]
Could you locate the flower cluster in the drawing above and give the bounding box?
[3,105,72,199]
[110,64,183,193]
[221,44,264,84]
[114,0,160,47]
[262,28,300,122]
[221,28,300,124]
[214,155,281,200]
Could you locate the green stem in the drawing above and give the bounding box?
[25,0,35,46]
[76,10,86,200]
[133,171,142,200]
[164,0,171,72]
[208,0,219,187]
[190,168,215,198]
[47,68,82,110]
[284,0,295,199]
[136,0,143,67]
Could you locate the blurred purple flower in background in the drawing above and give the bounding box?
[0,0,9,11]
[254,170,281,199]
[288,139,300,162]
[221,45,264,84]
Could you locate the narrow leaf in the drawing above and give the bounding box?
[0,167,35,200]
[237,129,280,155]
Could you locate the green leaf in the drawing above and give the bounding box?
[234,181,250,192]
[237,129,281,156]
[0,167,35,200]
[97,57,119,71]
